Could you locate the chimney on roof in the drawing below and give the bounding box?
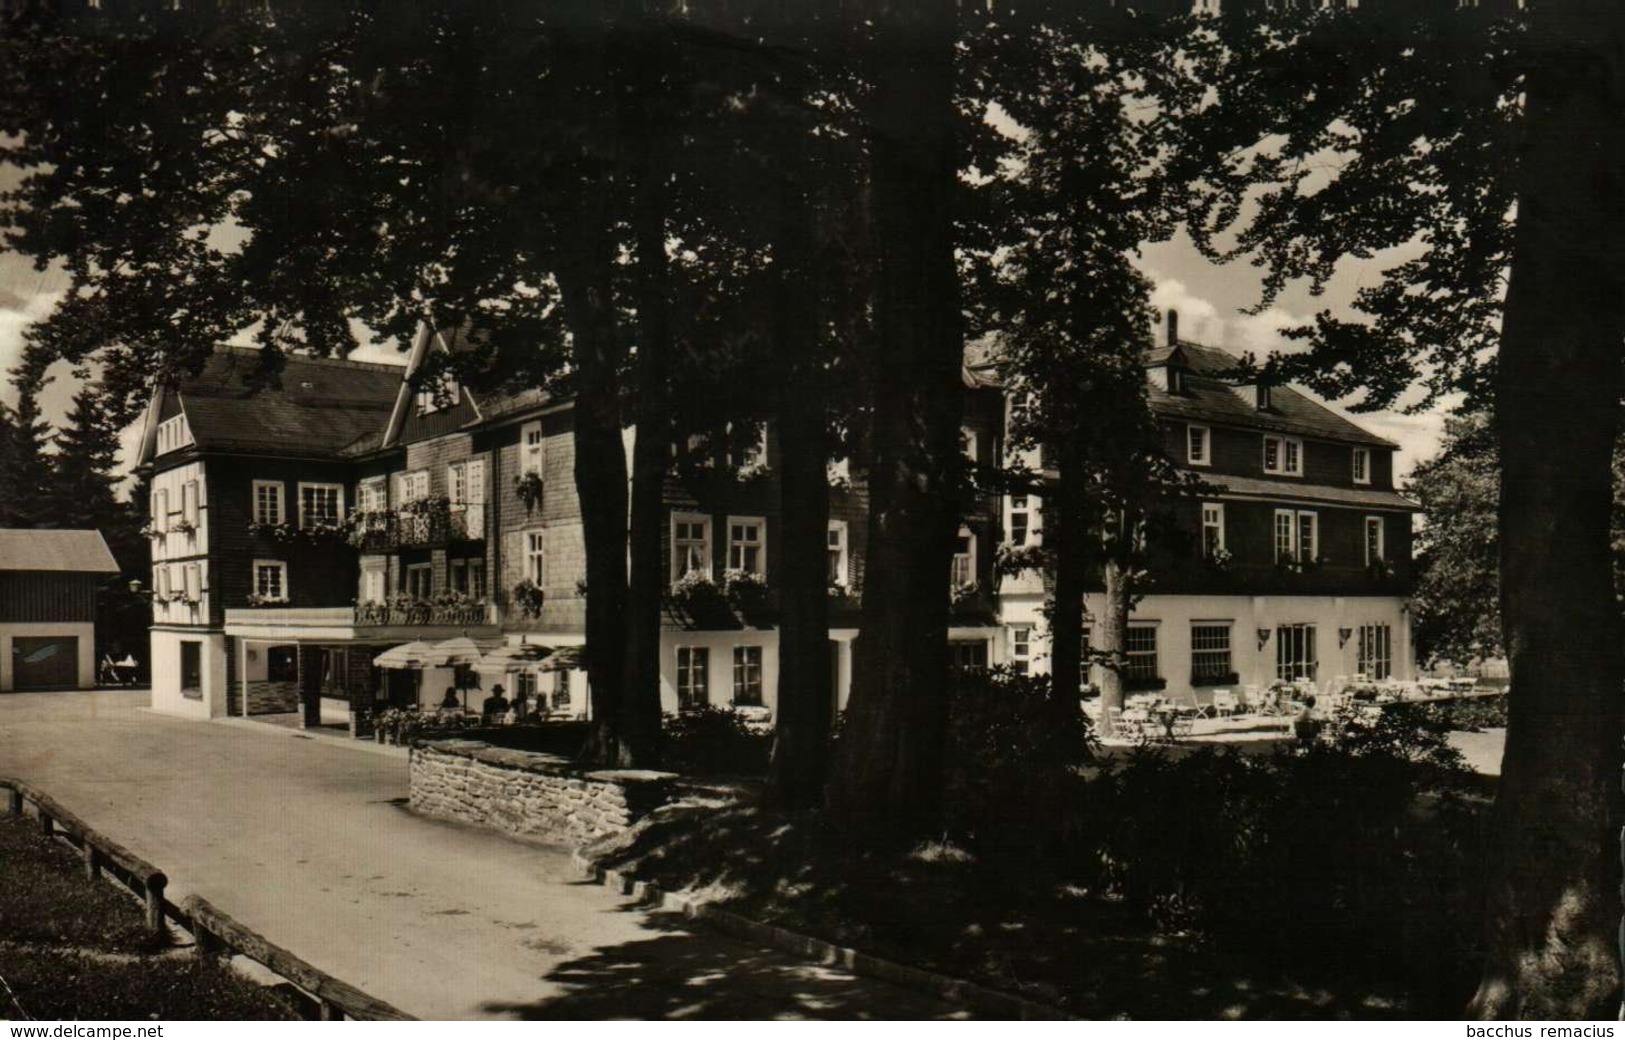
[1166,309,1179,347]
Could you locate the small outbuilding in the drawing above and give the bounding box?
[0,529,120,692]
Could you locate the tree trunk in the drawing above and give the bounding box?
[555,213,632,768]
[766,169,833,811]
[824,3,963,829]
[1048,442,1087,706]
[614,137,674,769]
[1467,1,1625,1017]
[1097,554,1129,731]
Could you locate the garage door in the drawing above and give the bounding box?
[14,637,79,691]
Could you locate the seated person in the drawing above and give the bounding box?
[437,688,462,714]
[481,684,511,721]
[510,688,531,720]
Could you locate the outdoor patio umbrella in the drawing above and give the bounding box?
[427,636,502,667]
[472,642,554,676]
[537,646,584,672]
[373,641,441,669]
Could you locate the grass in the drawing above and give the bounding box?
[0,812,295,1021]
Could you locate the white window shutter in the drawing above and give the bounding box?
[183,481,199,527]
[185,564,202,602]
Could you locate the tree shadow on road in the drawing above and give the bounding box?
[478,910,969,1020]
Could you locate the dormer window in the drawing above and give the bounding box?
[416,373,460,415]
[1256,383,1272,410]
[1263,434,1302,476]
[1352,447,1371,485]
[1187,425,1210,466]
[1167,365,1186,395]
[155,414,192,455]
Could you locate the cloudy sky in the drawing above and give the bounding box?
[0,229,1451,487]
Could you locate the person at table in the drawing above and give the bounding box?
[437,688,461,714]
[510,685,531,720]
[482,684,510,723]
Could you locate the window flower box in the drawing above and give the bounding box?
[514,472,545,513]
[1191,671,1240,687]
[511,579,545,619]
[722,569,771,620]
[667,571,733,627]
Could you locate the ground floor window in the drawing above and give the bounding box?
[1125,626,1159,684]
[1358,623,1393,680]
[404,563,432,601]
[180,640,202,697]
[1007,627,1032,675]
[515,672,537,703]
[1276,623,1318,682]
[949,640,988,675]
[732,646,763,706]
[253,560,287,603]
[1190,623,1233,683]
[677,647,709,710]
[552,669,572,709]
[449,556,486,599]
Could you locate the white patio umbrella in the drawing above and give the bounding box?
[429,636,502,667]
[473,642,554,676]
[373,641,441,669]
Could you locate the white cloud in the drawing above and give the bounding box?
[0,289,62,391]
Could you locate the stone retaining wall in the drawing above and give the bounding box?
[409,741,676,845]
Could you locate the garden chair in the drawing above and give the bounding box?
[1240,684,1263,714]
[1210,689,1237,718]
[1170,714,1195,739]
[1180,693,1212,719]
[1107,707,1144,741]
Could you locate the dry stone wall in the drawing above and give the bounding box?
[410,741,675,845]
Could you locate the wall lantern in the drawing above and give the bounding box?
[1256,628,1271,651]
[1338,627,1353,648]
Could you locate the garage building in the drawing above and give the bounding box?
[0,529,120,692]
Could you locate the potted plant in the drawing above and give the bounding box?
[511,578,545,619]
[723,569,770,619]
[514,472,545,513]
[668,570,732,626]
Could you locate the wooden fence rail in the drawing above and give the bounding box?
[0,777,413,1022]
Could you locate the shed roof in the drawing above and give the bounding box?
[1199,473,1417,511]
[0,529,119,573]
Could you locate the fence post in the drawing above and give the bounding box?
[6,789,20,816]
[38,811,52,837]
[83,843,100,881]
[145,877,167,937]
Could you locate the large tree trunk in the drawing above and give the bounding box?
[1467,1,1625,1018]
[1096,554,1129,731]
[824,2,963,829]
[766,168,833,810]
[556,212,632,767]
[1048,443,1087,705]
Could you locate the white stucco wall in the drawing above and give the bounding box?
[149,628,228,719]
[0,622,97,692]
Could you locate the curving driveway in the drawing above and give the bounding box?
[0,691,963,1020]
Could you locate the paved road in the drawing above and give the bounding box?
[0,691,963,1020]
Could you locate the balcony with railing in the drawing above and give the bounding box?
[346,498,487,552]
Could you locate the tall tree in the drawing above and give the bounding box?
[1177,0,1624,1014]
[0,356,55,529]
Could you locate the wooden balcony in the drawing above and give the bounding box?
[347,501,487,552]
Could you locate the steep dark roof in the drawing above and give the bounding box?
[0,529,119,573]
[1148,341,1398,449]
[473,386,556,425]
[179,348,402,458]
[1200,473,1417,511]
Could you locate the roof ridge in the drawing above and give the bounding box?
[210,344,408,376]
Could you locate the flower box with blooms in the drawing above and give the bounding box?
[514,472,545,513]
[300,521,348,545]
[247,520,297,542]
[668,570,732,624]
[511,579,545,619]
[950,580,980,607]
[722,569,771,618]
[1205,546,1233,571]
[1367,556,1395,580]
[140,521,162,539]
[171,519,197,535]
[246,592,286,607]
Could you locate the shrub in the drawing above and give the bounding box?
[663,707,773,776]
[943,667,1096,872]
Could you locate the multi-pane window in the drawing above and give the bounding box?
[951,529,975,588]
[677,647,709,710]
[1201,503,1225,557]
[1187,424,1210,466]
[361,567,387,604]
[525,532,545,585]
[416,373,460,414]
[672,514,711,582]
[254,560,287,602]
[552,669,572,710]
[1263,435,1303,475]
[358,478,387,514]
[1276,623,1318,681]
[827,521,849,586]
[1352,447,1371,485]
[1009,496,1031,546]
[404,563,432,600]
[156,415,190,455]
[1274,509,1317,563]
[1124,626,1159,683]
[727,423,766,471]
[449,557,486,598]
[1365,516,1385,565]
[732,646,763,706]
[522,421,545,477]
[728,518,765,575]
[1358,624,1393,680]
[1008,626,1032,676]
[949,640,989,674]
[516,672,537,703]
[252,482,282,526]
[298,483,343,529]
[394,470,429,504]
[1190,624,1232,682]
